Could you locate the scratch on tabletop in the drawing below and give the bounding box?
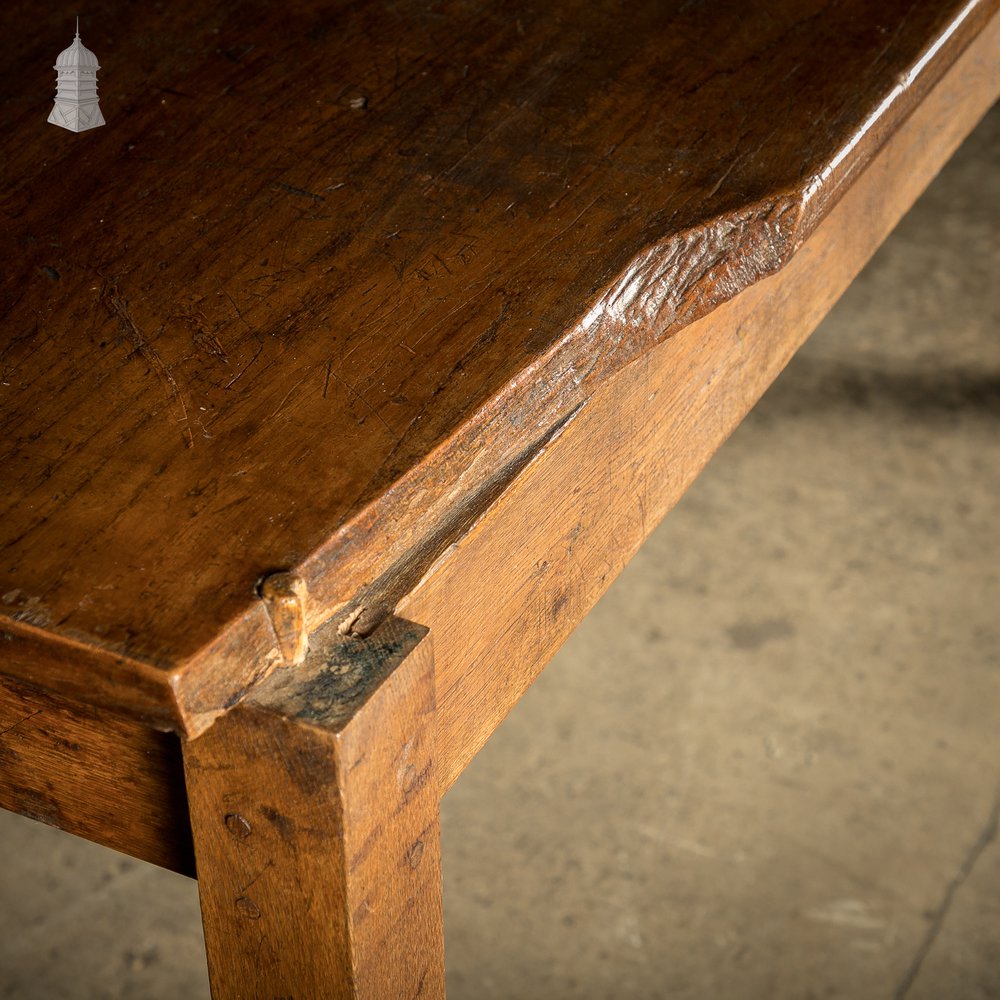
[223,291,255,333]
[325,366,399,439]
[224,340,266,390]
[0,709,42,738]
[272,181,326,203]
[422,66,559,197]
[269,371,313,420]
[101,281,195,448]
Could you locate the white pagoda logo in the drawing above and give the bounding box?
[48,19,105,132]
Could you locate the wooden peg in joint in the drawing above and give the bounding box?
[258,572,309,666]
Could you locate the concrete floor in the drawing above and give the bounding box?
[1,105,997,999]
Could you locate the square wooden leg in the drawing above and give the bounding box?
[183,618,444,999]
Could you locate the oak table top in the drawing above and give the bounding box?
[1,0,996,736]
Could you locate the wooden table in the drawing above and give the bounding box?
[2,1,997,995]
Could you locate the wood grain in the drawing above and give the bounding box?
[1,0,994,734]
[183,617,443,999]
[401,11,1000,790]
[0,672,193,873]
[1,0,990,881]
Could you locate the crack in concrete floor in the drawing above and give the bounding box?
[894,784,1000,999]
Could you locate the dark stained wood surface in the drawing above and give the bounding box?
[1,0,996,732]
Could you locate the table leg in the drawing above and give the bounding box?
[183,619,444,999]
